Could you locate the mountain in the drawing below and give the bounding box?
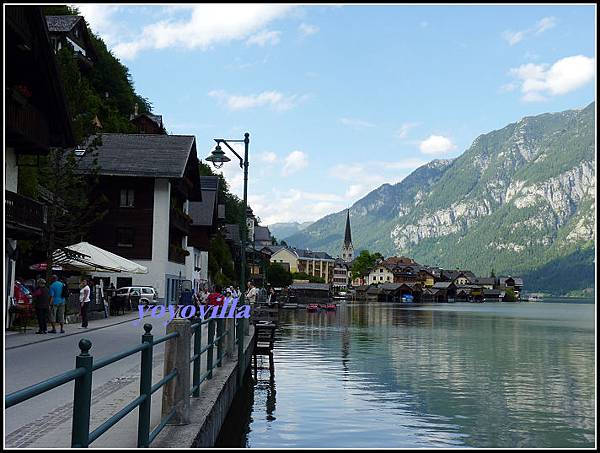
[286,102,596,295]
[268,221,313,241]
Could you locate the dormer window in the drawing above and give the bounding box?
[120,189,135,207]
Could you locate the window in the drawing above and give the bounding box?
[117,228,134,247]
[120,189,135,207]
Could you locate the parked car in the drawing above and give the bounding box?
[115,286,159,308]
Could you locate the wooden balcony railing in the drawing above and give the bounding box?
[5,190,46,239]
[6,92,50,152]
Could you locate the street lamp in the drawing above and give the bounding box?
[205,132,250,309]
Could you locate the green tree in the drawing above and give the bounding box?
[267,263,292,287]
[351,250,383,280]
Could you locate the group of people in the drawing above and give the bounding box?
[31,275,92,334]
[187,281,262,311]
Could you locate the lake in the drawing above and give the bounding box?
[216,301,596,448]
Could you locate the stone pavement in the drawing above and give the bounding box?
[5,322,226,448]
[5,310,147,350]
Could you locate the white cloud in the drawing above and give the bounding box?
[507,55,596,102]
[258,151,278,163]
[246,30,281,47]
[250,189,344,224]
[396,122,421,139]
[298,23,319,36]
[282,151,308,176]
[502,30,526,46]
[534,16,557,34]
[339,117,375,129]
[502,16,557,46]
[107,5,295,59]
[419,135,456,155]
[208,90,306,111]
[73,4,125,45]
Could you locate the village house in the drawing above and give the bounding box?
[129,103,165,134]
[332,259,351,289]
[441,269,476,285]
[76,133,202,303]
[45,14,97,69]
[268,247,335,283]
[6,6,76,304]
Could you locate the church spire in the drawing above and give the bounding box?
[344,209,352,246]
[341,209,354,262]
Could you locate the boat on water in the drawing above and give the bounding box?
[528,293,544,302]
[323,303,337,311]
[307,304,320,312]
[281,303,299,309]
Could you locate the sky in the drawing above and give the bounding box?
[73,4,596,225]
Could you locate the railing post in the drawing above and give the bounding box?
[206,319,215,379]
[237,317,245,387]
[161,318,190,425]
[71,339,93,448]
[192,322,202,398]
[225,318,235,358]
[137,324,153,447]
[216,318,224,367]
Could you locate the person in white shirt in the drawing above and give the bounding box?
[79,278,91,328]
[245,282,258,306]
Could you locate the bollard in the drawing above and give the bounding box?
[161,318,190,425]
[72,339,93,447]
[192,322,202,398]
[206,319,215,379]
[137,324,153,447]
[216,318,224,367]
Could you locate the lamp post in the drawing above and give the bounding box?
[205,133,250,310]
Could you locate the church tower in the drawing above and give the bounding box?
[341,209,354,263]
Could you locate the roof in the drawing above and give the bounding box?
[131,113,163,129]
[473,277,496,285]
[254,226,271,242]
[77,133,197,178]
[288,283,330,291]
[292,248,334,260]
[433,282,454,289]
[46,15,82,32]
[189,176,220,226]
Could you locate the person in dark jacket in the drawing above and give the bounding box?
[32,278,50,334]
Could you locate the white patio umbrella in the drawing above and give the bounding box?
[52,241,148,274]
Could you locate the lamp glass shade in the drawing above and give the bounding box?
[205,144,231,164]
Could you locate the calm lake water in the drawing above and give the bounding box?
[216,301,596,448]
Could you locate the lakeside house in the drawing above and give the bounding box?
[76,133,202,303]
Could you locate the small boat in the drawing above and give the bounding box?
[307,304,319,312]
[324,303,337,311]
[281,303,299,309]
[528,293,544,302]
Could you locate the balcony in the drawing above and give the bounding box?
[168,244,189,265]
[5,190,46,239]
[6,91,51,153]
[169,207,192,235]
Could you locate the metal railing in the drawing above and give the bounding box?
[5,312,249,447]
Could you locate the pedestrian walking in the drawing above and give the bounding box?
[48,275,66,333]
[79,278,91,328]
[267,287,277,307]
[32,278,50,334]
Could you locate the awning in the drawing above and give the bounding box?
[52,242,148,274]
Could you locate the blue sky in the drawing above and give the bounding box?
[74,4,596,225]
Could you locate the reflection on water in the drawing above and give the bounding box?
[216,302,595,448]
